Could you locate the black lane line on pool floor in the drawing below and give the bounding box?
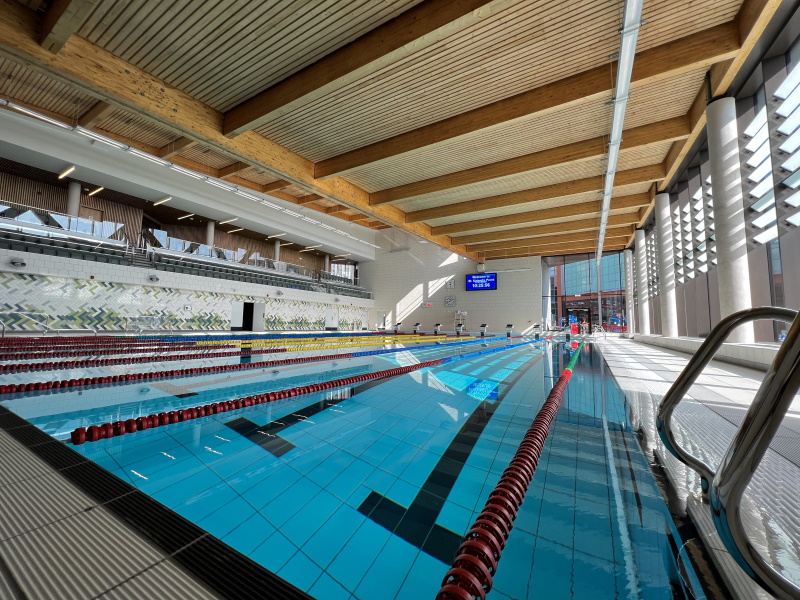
[222,373,405,457]
[359,351,545,564]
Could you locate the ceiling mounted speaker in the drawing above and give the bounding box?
[477,263,486,273]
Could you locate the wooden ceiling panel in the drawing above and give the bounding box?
[0,57,95,118]
[339,68,703,193]
[256,0,623,161]
[255,0,738,167]
[95,108,181,148]
[427,183,648,234]
[638,0,742,52]
[394,141,671,213]
[76,0,425,112]
[179,144,238,170]
[235,166,286,187]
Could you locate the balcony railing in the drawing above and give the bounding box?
[0,199,127,244]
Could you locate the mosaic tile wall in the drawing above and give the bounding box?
[0,272,367,331]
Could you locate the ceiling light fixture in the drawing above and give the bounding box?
[206,179,235,191]
[170,164,206,180]
[280,242,293,246]
[75,126,129,149]
[334,253,351,257]
[298,248,315,253]
[128,147,170,166]
[177,213,194,220]
[227,227,243,233]
[88,186,104,196]
[58,166,75,179]
[153,196,171,205]
[6,102,72,129]
[218,217,238,225]
[304,244,322,249]
[267,233,286,238]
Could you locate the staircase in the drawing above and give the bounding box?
[128,247,153,269]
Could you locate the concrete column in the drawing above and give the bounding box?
[324,254,330,272]
[706,96,753,343]
[274,239,281,261]
[635,229,651,335]
[624,249,636,338]
[66,181,81,217]
[655,193,679,337]
[541,260,552,330]
[206,220,215,247]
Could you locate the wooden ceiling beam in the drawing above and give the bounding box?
[452,213,640,245]
[409,165,661,224]
[0,0,476,261]
[77,100,114,128]
[157,136,197,159]
[297,194,323,205]
[261,179,289,192]
[370,117,689,206]
[325,205,350,215]
[314,23,740,179]
[222,0,518,136]
[349,213,373,222]
[659,0,785,192]
[40,0,97,53]
[466,226,633,253]
[218,161,250,180]
[430,193,647,236]
[481,242,627,260]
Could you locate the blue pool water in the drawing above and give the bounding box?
[2,338,704,599]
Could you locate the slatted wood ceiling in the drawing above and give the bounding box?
[426,181,650,230]
[77,0,425,112]
[255,0,739,162]
[343,67,706,193]
[395,141,672,213]
[95,108,181,148]
[0,0,761,252]
[0,57,96,119]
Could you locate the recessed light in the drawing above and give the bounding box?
[227,227,243,233]
[334,253,351,257]
[153,196,171,205]
[219,218,238,225]
[58,166,75,179]
[88,186,104,196]
[267,233,286,238]
[304,244,322,249]
[177,213,194,220]
[280,242,293,246]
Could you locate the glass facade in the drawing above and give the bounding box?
[544,252,627,333]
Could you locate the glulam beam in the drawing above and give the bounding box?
[314,24,740,179]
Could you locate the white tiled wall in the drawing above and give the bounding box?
[359,231,542,334]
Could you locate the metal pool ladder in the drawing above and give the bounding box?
[656,306,800,600]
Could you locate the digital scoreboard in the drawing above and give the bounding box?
[465,272,497,291]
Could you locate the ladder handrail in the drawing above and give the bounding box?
[656,307,797,494]
[655,306,800,600]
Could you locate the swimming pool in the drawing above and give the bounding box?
[1,336,705,599]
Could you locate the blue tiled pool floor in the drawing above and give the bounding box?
[4,340,704,599]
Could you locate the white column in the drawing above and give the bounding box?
[274,239,281,261]
[706,97,753,343]
[635,229,651,335]
[324,254,330,271]
[206,220,215,247]
[655,193,679,337]
[624,248,635,338]
[66,181,81,217]
[541,260,552,330]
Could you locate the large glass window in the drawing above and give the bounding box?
[546,253,628,333]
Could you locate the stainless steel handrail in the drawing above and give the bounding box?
[655,306,800,600]
[656,307,797,495]
[711,310,800,600]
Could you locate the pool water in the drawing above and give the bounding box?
[2,338,705,600]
